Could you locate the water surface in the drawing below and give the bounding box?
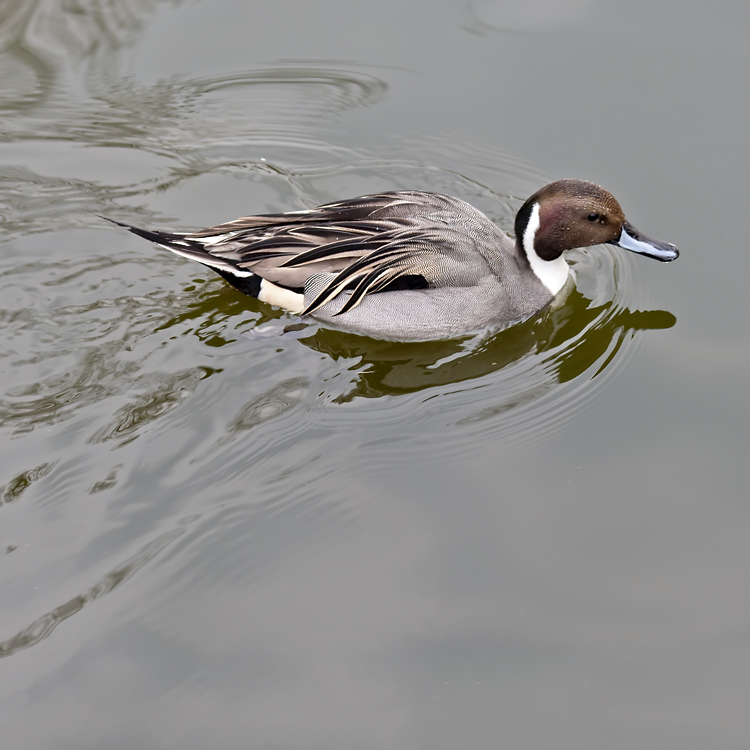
[2,2,750,749]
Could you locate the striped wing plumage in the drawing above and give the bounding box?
[111,192,497,315]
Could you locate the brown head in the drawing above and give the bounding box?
[514,179,679,263]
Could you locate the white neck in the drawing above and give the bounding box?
[522,202,569,296]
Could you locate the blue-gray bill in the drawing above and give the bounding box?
[610,222,679,262]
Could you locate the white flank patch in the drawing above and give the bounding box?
[258,280,305,313]
[522,202,569,296]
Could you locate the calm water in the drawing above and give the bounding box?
[2,1,750,748]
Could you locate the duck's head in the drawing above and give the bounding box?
[515,179,679,265]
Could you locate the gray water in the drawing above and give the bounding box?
[2,1,749,748]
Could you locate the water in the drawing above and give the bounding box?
[2,1,750,748]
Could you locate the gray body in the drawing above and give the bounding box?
[306,268,552,340]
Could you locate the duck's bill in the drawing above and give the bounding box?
[610,222,679,262]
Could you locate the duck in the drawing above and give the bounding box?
[107,179,678,341]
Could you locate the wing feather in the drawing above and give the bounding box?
[109,191,502,315]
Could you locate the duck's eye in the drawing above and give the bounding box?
[587,213,600,222]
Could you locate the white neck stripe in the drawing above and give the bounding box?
[522,202,569,296]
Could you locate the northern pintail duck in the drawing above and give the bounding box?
[109,179,678,340]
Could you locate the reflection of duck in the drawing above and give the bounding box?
[109,179,678,340]
[293,286,676,400]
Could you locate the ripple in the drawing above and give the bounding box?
[89,367,218,448]
[0,251,232,436]
[0,462,56,506]
[0,63,390,240]
[0,0,181,112]
[465,0,601,34]
[220,378,310,439]
[0,527,184,659]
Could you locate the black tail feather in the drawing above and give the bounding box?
[101,215,263,298]
[97,215,190,248]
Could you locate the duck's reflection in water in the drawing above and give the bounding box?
[281,286,676,401]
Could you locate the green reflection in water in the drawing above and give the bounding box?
[293,286,676,401]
